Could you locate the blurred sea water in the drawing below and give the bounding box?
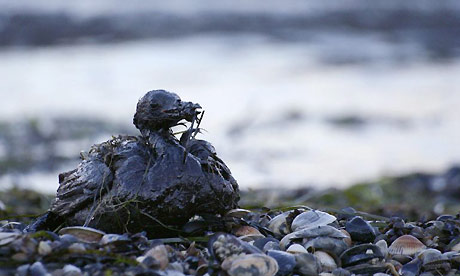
[0,0,459,192]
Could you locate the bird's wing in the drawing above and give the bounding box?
[187,139,234,181]
[50,156,113,217]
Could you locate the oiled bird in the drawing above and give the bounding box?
[30,90,239,235]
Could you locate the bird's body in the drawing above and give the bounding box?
[29,90,239,235]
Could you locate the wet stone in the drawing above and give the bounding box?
[254,237,280,252]
[267,250,296,276]
[345,216,377,243]
[295,252,321,276]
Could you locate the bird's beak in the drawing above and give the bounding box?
[181,102,202,121]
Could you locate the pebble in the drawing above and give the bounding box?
[1,207,460,275]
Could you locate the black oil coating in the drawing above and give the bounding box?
[29,90,239,236]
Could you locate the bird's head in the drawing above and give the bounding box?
[133,90,201,132]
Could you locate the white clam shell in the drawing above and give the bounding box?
[291,210,336,232]
[58,226,106,243]
[286,244,308,254]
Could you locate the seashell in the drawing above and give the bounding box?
[233,225,262,237]
[100,233,131,246]
[253,237,280,252]
[268,213,290,236]
[448,238,460,252]
[0,232,20,246]
[400,258,422,276]
[280,225,347,250]
[319,273,334,276]
[314,251,337,272]
[418,248,450,272]
[443,251,460,267]
[340,229,352,247]
[294,253,321,276]
[286,244,308,254]
[345,263,388,275]
[345,216,377,243]
[63,264,82,275]
[227,253,278,276]
[143,245,169,270]
[58,226,105,243]
[267,250,296,276]
[388,235,426,256]
[291,210,337,232]
[29,262,47,275]
[304,236,349,257]
[208,233,262,261]
[331,267,352,276]
[340,244,384,267]
[262,241,280,252]
[375,239,388,258]
[225,209,252,219]
[239,234,265,242]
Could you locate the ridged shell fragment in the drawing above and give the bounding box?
[388,235,426,256]
[227,253,279,276]
[291,210,337,232]
[58,226,106,243]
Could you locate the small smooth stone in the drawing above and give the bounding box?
[286,244,308,254]
[401,258,422,276]
[314,251,337,272]
[63,264,82,276]
[263,241,281,252]
[100,234,130,246]
[144,245,169,270]
[253,237,280,251]
[337,207,357,221]
[68,243,86,253]
[345,216,376,243]
[16,264,30,276]
[267,250,296,276]
[59,234,79,245]
[30,262,48,276]
[38,241,52,256]
[295,253,321,276]
[332,268,351,276]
